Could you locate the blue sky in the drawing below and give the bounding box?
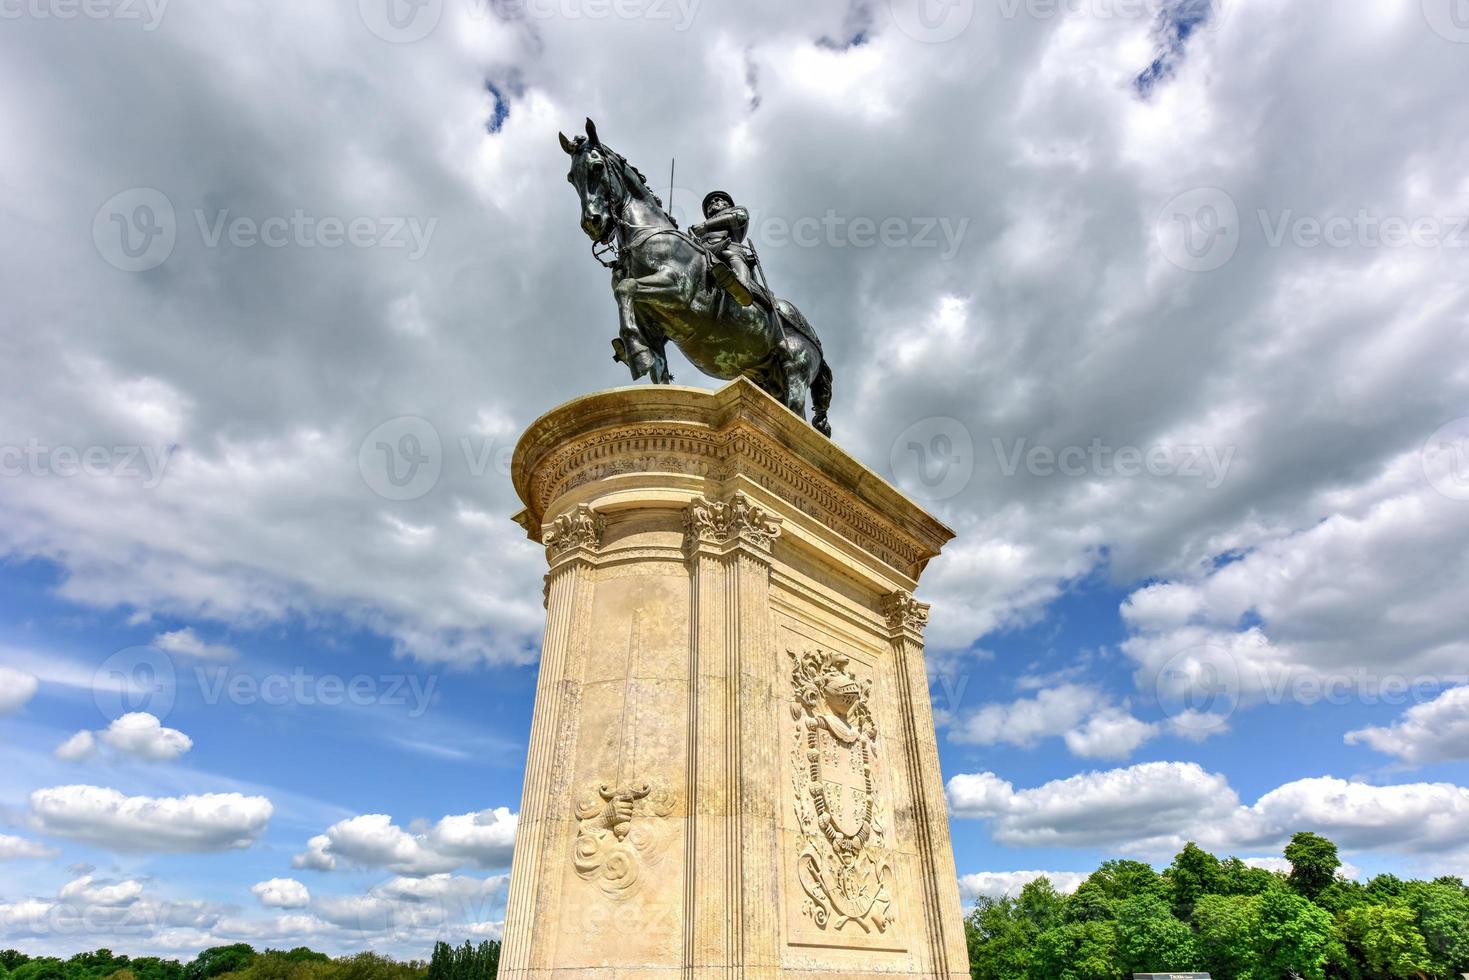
[2,0,1469,962]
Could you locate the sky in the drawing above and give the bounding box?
[1,0,1468,962]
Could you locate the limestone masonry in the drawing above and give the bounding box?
[500,379,969,980]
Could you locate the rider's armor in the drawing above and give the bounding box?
[695,191,764,308]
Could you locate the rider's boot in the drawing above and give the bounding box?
[711,262,755,307]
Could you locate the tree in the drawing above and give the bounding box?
[1218,856,1281,898]
[1077,860,1166,910]
[1194,893,1263,980]
[1166,842,1225,920]
[966,896,1032,980]
[1016,879,1067,936]
[1255,888,1335,980]
[1285,832,1341,901]
[1113,894,1198,976]
[184,947,256,980]
[1029,922,1123,980]
[1338,904,1433,980]
[1402,882,1469,979]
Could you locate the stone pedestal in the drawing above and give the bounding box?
[500,380,968,980]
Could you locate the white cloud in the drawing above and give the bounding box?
[958,870,1089,902]
[52,712,193,762]
[0,834,57,860]
[54,730,97,762]
[1064,706,1158,760]
[59,874,144,907]
[0,667,39,714]
[1345,685,1469,765]
[293,807,517,876]
[292,834,336,872]
[948,762,1469,858]
[948,684,1161,760]
[252,878,310,909]
[99,712,194,761]
[153,628,238,661]
[29,785,273,852]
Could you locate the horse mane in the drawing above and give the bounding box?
[570,135,676,227]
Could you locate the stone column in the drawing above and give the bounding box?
[502,380,966,980]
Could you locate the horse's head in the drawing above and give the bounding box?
[561,118,619,242]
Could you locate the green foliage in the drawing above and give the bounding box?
[1256,888,1335,980]
[1194,893,1263,980]
[1029,922,1122,980]
[185,947,257,980]
[0,954,31,973]
[1286,831,1343,901]
[1166,842,1225,921]
[423,941,495,980]
[1405,881,1469,977]
[967,896,1035,980]
[964,835,1468,980]
[1113,894,1198,976]
[1338,903,1434,979]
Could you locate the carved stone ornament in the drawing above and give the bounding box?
[882,591,930,634]
[788,647,895,934]
[572,780,676,900]
[684,490,782,551]
[542,503,605,556]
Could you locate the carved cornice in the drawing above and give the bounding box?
[542,503,605,557]
[684,490,782,553]
[882,591,930,636]
[511,381,955,580]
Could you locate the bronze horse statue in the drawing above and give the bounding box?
[561,119,833,436]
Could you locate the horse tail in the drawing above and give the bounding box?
[812,357,833,438]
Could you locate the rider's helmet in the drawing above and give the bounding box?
[702,190,735,218]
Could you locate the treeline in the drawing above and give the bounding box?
[966,832,1469,980]
[0,940,500,980]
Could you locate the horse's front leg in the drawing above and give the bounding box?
[614,269,684,383]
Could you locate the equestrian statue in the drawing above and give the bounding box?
[560,118,833,437]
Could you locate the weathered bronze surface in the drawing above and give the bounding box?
[560,119,833,437]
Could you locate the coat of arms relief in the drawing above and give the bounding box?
[788,646,896,935]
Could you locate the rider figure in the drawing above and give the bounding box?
[691,191,764,308]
